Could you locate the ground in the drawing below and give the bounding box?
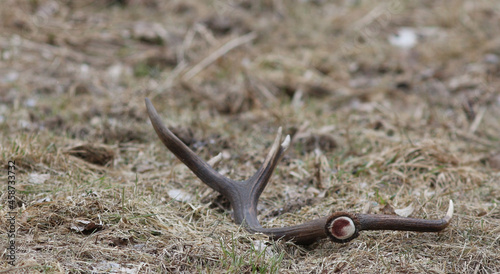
[0,0,499,273]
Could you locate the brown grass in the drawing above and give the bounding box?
[1,0,499,273]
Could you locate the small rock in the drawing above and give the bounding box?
[484,53,499,64]
[132,21,168,44]
[486,153,500,170]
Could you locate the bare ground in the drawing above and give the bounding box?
[0,0,499,273]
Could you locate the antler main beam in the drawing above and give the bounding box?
[146,98,453,245]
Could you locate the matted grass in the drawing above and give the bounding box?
[1,0,499,273]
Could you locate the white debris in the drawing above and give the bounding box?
[389,27,417,49]
[79,64,90,79]
[168,189,193,202]
[93,261,139,274]
[24,98,37,108]
[484,53,499,64]
[253,240,276,257]
[28,173,50,184]
[1,71,19,83]
[394,204,414,217]
[107,63,131,82]
[34,197,51,204]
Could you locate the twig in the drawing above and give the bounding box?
[181,32,257,81]
[469,107,486,133]
[0,264,40,273]
[455,129,496,148]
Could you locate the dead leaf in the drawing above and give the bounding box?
[71,220,104,234]
[110,236,135,247]
[394,204,414,217]
[380,203,396,215]
[67,144,115,166]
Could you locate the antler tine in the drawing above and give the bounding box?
[232,128,290,228]
[145,98,233,194]
[146,98,454,246]
[246,128,291,207]
[358,200,454,232]
[324,200,454,243]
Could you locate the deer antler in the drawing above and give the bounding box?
[145,98,453,245]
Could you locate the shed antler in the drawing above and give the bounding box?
[145,98,453,245]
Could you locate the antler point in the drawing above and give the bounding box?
[445,200,454,222]
[281,135,291,150]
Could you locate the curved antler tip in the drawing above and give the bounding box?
[145,98,157,117]
[281,135,291,150]
[444,200,454,222]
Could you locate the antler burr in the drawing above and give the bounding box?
[145,98,453,245]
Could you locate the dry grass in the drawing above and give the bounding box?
[1,0,499,273]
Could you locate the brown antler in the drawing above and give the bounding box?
[145,98,453,245]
